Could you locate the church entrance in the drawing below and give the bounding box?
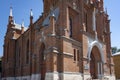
[90,46,103,79]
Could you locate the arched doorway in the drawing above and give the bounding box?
[39,43,46,80]
[90,46,103,79]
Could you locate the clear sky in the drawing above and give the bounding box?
[0,0,120,56]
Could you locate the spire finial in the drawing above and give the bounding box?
[30,9,33,25]
[10,6,13,16]
[21,20,24,27]
[30,9,33,17]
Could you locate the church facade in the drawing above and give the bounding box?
[2,0,115,80]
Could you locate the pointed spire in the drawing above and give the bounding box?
[30,9,33,25]
[8,6,14,24]
[10,6,13,17]
[30,9,33,17]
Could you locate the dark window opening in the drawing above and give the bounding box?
[77,50,79,61]
[74,49,76,61]
[69,18,73,38]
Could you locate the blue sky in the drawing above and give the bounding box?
[105,0,120,47]
[0,0,120,56]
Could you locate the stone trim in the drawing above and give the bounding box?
[87,41,105,63]
[63,52,73,57]
[2,72,115,80]
[2,77,15,80]
[61,36,82,47]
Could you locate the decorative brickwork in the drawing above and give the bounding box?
[2,0,115,80]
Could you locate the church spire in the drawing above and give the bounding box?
[30,9,33,17]
[8,6,14,23]
[10,6,13,17]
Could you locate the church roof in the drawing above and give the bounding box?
[42,7,59,27]
[112,52,120,56]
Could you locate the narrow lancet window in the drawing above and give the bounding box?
[69,18,73,37]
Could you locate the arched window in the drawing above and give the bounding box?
[77,50,79,61]
[69,18,73,37]
[26,40,29,64]
[74,49,76,61]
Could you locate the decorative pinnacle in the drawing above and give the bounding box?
[10,6,13,16]
[21,20,24,27]
[30,9,33,17]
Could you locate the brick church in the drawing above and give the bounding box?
[2,0,115,80]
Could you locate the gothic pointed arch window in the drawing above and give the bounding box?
[73,49,76,61]
[26,40,29,64]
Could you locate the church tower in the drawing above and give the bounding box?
[3,7,16,78]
